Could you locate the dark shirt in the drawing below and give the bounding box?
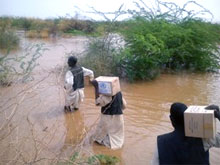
[157,128,209,164]
[101,92,123,115]
[70,66,84,91]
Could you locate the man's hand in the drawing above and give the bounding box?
[205,104,220,121]
[90,79,98,88]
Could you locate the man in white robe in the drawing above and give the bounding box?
[64,56,94,111]
[91,80,127,149]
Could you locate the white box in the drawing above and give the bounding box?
[95,76,121,96]
[184,106,216,138]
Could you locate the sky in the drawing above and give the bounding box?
[0,0,219,23]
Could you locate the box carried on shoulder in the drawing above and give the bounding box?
[95,76,121,96]
[184,106,216,138]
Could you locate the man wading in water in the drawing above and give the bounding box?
[64,56,94,112]
[91,79,127,149]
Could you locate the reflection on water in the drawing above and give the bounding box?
[0,35,219,164]
[63,111,86,147]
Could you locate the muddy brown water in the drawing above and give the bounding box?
[0,35,220,164]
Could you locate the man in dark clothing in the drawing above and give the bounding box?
[152,102,220,165]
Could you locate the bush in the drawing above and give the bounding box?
[62,152,120,165]
[117,1,220,81]
[79,34,124,77]
[0,29,19,50]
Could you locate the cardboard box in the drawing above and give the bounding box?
[95,76,120,96]
[184,106,216,138]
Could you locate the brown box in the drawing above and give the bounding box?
[95,76,121,96]
[184,106,216,138]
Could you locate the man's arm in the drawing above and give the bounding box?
[64,71,74,92]
[203,133,220,151]
[151,143,159,165]
[122,97,127,110]
[203,104,220,151]
[91,80,112,106]
[82,67,94,81]
[91,80,99,99]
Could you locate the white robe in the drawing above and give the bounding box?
[64,67,94,110]
[93,95,127,149]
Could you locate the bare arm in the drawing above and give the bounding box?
[203,104,220,150]
[91,80,99,99]
[122,97,127,110]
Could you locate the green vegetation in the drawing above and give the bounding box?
[0,17,99,38]
[0,29,19,50]
[79,34,123,77]
[0,18,19,49]
[0,43,47,86]
[1,0,220,82]
[60,152,120,165]
[80,0,220,81]
[119,18,220,81]
[89,154,120,165]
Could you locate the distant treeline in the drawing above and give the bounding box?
[0,16,117,38]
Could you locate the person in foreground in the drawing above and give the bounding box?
[64,56,94,112]
[91,79,127,149]
[151,102,220,165]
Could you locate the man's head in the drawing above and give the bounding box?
[170,102,188,129]
[68,56,77,67]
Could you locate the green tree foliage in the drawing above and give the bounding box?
[118,0,220,81]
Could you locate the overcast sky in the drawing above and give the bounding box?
[0,0,219,22]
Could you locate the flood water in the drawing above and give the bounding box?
[0,34,220,164]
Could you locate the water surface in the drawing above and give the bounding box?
[0,35,219,164]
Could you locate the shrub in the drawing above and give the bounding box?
[62,152,120,165]
[79,34,124,77]
[117,1,220,81]
[0,29,19,50]
[0,43,47,86]
[25,30,38,38]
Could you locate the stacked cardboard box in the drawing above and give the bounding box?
[184,106,216,138]
[95,76,121,96]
